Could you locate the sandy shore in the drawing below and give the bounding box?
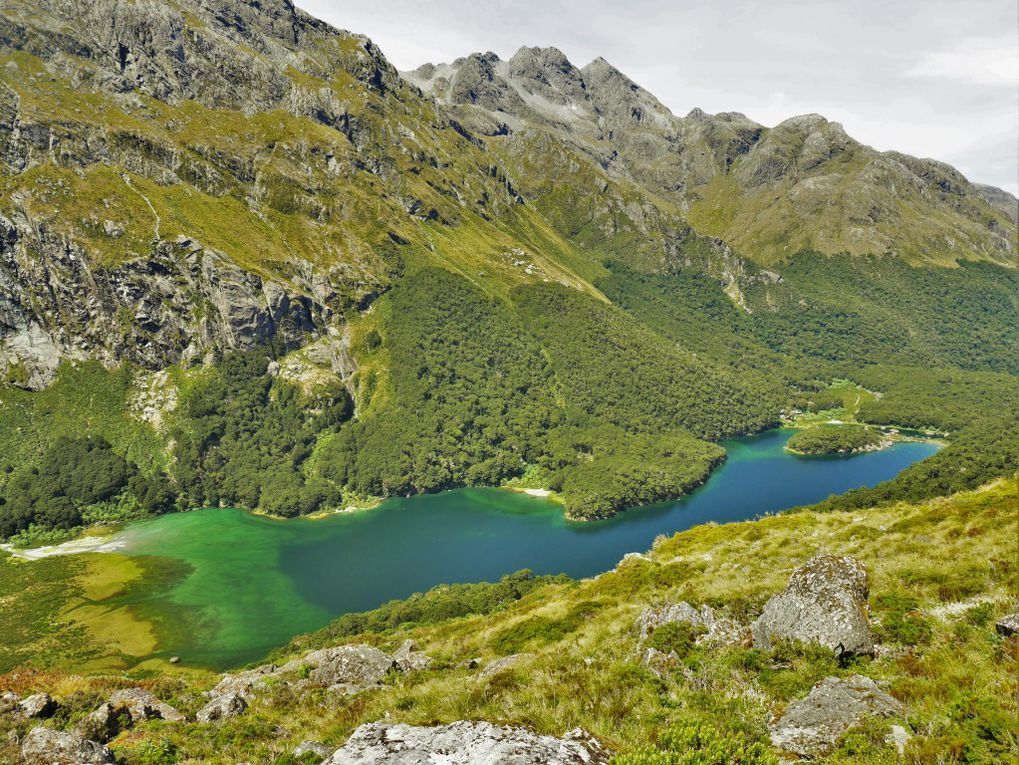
[0,535,128,560]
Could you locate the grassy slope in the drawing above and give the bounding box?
[1,480,1015,763]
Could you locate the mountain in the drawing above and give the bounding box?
[0,0,1016,536]
[404,47,1017,265]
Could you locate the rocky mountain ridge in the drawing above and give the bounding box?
[404,46,1017,265]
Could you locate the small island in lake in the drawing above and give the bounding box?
[786,424,887,455]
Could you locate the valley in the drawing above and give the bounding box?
[0,1,1015,763]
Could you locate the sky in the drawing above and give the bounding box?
[299,0,1019,196]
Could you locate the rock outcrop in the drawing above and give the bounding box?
[478,653,534,679]
[995,611,1019,637]
[201,642,429,721]
[326,721,609,765]
[20,726,114,764]
[392,639,432,672]
[770,675,903,758]
[637,601,747,646]
[752,555,874,656]
[75,702,131,744]
[108,687,184,722]
[196,691,247,723]
[16,692,57,719]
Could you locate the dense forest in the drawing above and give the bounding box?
[785,425,883,455]
[0,250,1016,539]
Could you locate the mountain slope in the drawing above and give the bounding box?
[405,47,1017,265]
[0,0,1015,536]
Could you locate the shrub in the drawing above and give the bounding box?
[611,721,779,765]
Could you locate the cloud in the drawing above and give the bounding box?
[905,37,1019,86]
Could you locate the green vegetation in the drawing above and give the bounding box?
[610,721,778,765]
[786,425,884,455]
[171,349,352,517]
[0,436,174,538]
[2,479,1014,764]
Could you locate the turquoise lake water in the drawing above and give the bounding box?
[115,428,939,668]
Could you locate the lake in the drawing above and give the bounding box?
[108,428,939,668]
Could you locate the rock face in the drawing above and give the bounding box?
[637,601,746,646]
[392,639,432,672]
[108,687,184,722]
[995,612,1019,637]
[20,726,114,764]
[201,642,428,721]
[326,721,609,765]
[17,692,57,719]
[76,702,131,743]
[770,675,903,758]
[406,48,1016,266]
[0,223,329,389]
[196,691,247,723]
[752,555,874,656]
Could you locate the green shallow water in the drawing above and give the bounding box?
[112,429,939,668]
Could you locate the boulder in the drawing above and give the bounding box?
[109,687,185,722]
[0,690,19,714]
[770,675,903,758]
[295,739,333,760]
[637,601,747,646]
[326,721,609,765]
[18,692,58,719]
[21,726,114,764]
[752,555,873,656]
[210,644,399,701]
[280,644,397,694]
[207,665,279,700]
[393,639,432,672]
[479,653,534,679]
[76,702,131,743]
[196,692,248,723]
[995,612,1019,637]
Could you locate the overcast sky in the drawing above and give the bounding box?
[299,0,1019,195]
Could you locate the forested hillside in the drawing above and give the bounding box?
[0,0,1016,541]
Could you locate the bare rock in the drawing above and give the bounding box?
[109,687,184,722]
[479,653,534,679]
[21,726,114,764]
[196,691,248,723]
[295,739,333,760]
[752,555,873,656]
[279,644,397,694]
[995,612,1019,637]
[18,693,57,719]
[770,675,902,758]
[326,721,609,765]
[637,601,747,646]
[207,665,279,700]
[76,702,131,744]
[392,639,432,672]
[0,690,19,714]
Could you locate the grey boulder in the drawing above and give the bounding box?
[995,612,1019,637]
[76,702,131,743]
[18,692,58,719]
[280,644,397,694]
[479,653,534,679]
[295,739,334,760]
[770,675,902,758]
[637,601,746,646]
[21,726,114,764]
[109,687,185,722]
[752,555,873,656]
[326,721,609,765]
[392,640,432,672]
[196,691,248,723]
